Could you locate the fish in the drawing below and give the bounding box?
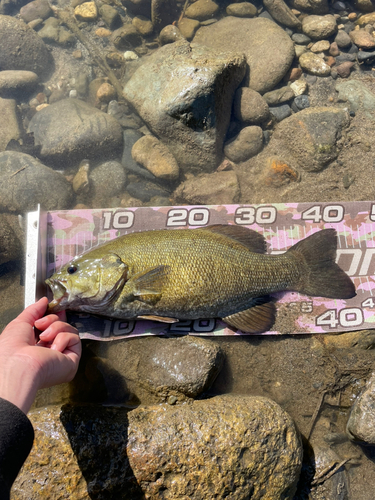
[45,225,356,333]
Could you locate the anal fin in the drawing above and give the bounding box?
[223,298,276,333]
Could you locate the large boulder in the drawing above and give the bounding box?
[193,16,295,94]
[123,40,246,175]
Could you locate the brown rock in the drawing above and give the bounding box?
[233,87,270,124]
[0,98,20,152]
[224,125,263,162]
[74,1,98,21]
[356,12,375,26]
[185,0,219,21]
[263,0,302,28]
[173,170,240,204]
[283,67,303,81]
[132,15,153,35]
[326,55,336,66]
[262,156,300,187]
[329,41,340,56]
[132,135,180,180]
[177,17,200,40]
[336,61,354,78]
[96,82,117,103]
[350,28,375,49]
[95,27,112,37]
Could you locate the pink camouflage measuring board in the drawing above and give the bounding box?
[26,202,375,340]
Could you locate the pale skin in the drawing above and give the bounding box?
[0,297,81,414]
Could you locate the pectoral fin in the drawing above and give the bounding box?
[131,265,170,297]
[223,298,276,333]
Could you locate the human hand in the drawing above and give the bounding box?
[0,297,81,414]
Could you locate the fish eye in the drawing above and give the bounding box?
[67,265,78,275]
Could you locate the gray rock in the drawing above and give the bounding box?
[20,0,52,22]
[123,40,246,175]
[336,79,375,118]
[233,87,270,124]
[0,70,38,97]
[193,16,295,93]
[89,160,126,208]
[122,129,157,180]
[126,180,171,201]
[263,0,301,28]
[99,4,122,30]
[0,98,20,151]
[291,32,312,44]
[290,0,328,14]
[269,103,292,121]
[0,213,24,265]
[224,125,263,162]
[28,98,123,167]
[226,2,257,17]
[272,106,350,171]
[173,170,240,205]
[335,29,352,48]
[357,49,375,61]
[0,151,74,212]
[335,52,356,63]
[302,14,337,40]
[347,372,375,445]
[263,86,295,105]
[293,94,310,110]
[0,15,53,78]
[128,395,303,499]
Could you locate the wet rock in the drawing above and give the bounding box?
[329,41,340,56]
[128,395,303,499]
[347,372,375,445]
[294,44,307,57]
[0,151,74,212]
[302,14,337,40]
[299,51,331,76]
[233,87,270,124]
[335,29,352,48]
[0,213,24,265]
[335,52,356,64]
[96,82,117,104]
[37,16,59,43]
[261,156,300,187]
[72,160,90,195]
[89,160,126,207]
[111,23,143,50]
[269,103,292,121]
[357,49,375,61]
[356,12,375,25]
[308,444,349,500]
[151,0,178,31]
[27,98,123,167]
[99,4,121,30]
[263,86,295,105]
[193,16,295,93]
[310,39,330,52]
[173,170,240,204]
[290,78,308,95]
[226,2,257,17]
[272,106,349,171]
[127,180,171,201]
[335,79,375,117]
[292,33,311,44]
[292,94,310,110]
[355,0,375,11]
[123,40,246,175]
[74,1,98,21]
[0,98,21,152]
[290,0,328,14]
[123,50,139,61]
[185,0,219,21]
[20,0,52,22]
[122,129,156,180]
[132,135,179,181]
[283,66,303,82]
[350,28,375,49]
[224,125,263,162]
[263,0,301,28]
[177,17,200,40]
[0,15,53,78]
[132,15,153,36]
[336,61,354,78]
[159,24,183,44]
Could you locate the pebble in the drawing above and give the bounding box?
[332,0,346,9]
[356,12,375,26]
[185,0,219,21]
[111,24,142,50]
[299,51,331,75]
[159,24,183,44]
[122,129,158,181]
[349,28,375,48]
[132,15,153,36]
[96,82,117,103]
[310,39,330,52]
[261,156,299,187]
[291,32,311,44]
[224,126,263,162]
[292,94,310,110]
[131,135,180,181]
[20,0,52,23]
[123,50,138,60]
[336,61,354,77]
[226,2,257,18]
[290,78,308,95]
[284,67,303,81]
[74,1,98,21]
[0,70,38,97]
[263,86,295,105]
[347,372,375,445]
[294,44,307,57]
[173,170,240,204]
[106,52,123,67]
[329,41,340,55]
[302,14,337,40]
[335,52,356,63]
[269,103,292,121]
[233,87,270,124]
[177,17,200,40]
[357,49,375,61]
[99,4,121,30]
[95,27,112,37]
[72,160,90,194]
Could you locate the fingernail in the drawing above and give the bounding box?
[51,344,58,350]
[39,327,51,338]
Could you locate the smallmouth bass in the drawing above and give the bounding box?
[46,225,356,333]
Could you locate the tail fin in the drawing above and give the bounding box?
[288,229,356,299]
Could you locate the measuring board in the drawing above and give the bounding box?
[25,202,375,340]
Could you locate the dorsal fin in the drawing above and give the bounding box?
[199,224,267,254]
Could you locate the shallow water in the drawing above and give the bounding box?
[2,0,375,497]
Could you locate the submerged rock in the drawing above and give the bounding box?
[128,395,303,499]
[0,70,38,98]
[0,213,24,265]
[131,135,179,181]
[347,372,375,445]
[224,125,263,162]
[0,98,21,152]
[124,40,246,175]
[336,78,375,118]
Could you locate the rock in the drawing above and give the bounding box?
[0,151,74,212]
[263,86,295,105]
[335,29,352,48]
[292,94,310,110]
[89,160,126,207]
[292,32,311,44]
[27,98,123,167]
[290,78,308,95]
[72,159,90,195]
[347,372,375,445]
[193,16,295,93]
[263,0,301,28]
[302,14,337,40]
[0,98,21,152]
[269,103,292,121]
[58,26,75,46]
[74,1,98,21]
[294,44,307,57]
[127,395,303,499]
[95,27,113,37]
[329,41,340,56]
[132,15,153,36]
[350,28,375,49]
[357,49,375,61]
[37,16,59,43]
[355,0,375,11]
[96,82,117,104]
[284,67,303,82]
[127,180,171,201]
[0,213,24,265]
[272,106,350,171]
[122,129,157,180]
[99,4,121,30]
[261,156,300,187]
[111,23,143,49]
[356,12,375,25]
[336,61,354,78]
[151,0,178,31]
[185,0,219,21]
[226,2,257,17]
[224,126,263,162]
[123,40,246,175]
[290,0,328,14]
[173,170,240,204]
[177,17,200,40]
[159,24,183,44]
[233,87,270,124]
[0,15,53,78]
[132,135,179,181]
[310,39,330,52]
[299,51,331,76]
[20,0,52,22]
[335,52,356,63]
[335,79,375,118]
[123,50,138,61]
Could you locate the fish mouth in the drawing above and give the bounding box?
[45,278,68,312]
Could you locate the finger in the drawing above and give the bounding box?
[39,336,82,388]
[50,332,82,362]
[56,310,67,322]
[12,297,49,327]
[39,321,79,341]
[34,314,61,329]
